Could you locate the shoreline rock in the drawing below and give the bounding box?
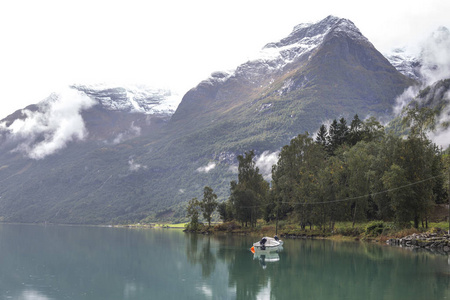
[387,232,450,253]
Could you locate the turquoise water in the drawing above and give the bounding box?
[0,224,449,300]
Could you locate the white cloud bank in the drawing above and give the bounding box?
[197,162,216,173]
[392,27,450,149]
[255,151,280,181]
[394,27,450,113]
[0,88,96,159]
[428,90,450,149]
[227,151,280,181]
[128,158,147,172]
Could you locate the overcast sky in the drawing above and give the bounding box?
[1,0,450,119]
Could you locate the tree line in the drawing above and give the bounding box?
[187,107,449,230]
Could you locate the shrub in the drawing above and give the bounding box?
[365,221,385,237]
[214,221,241,232]
[336,226,364,236]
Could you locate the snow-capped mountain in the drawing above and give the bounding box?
[72,84,180,116]
[197,16,371,89]
[384,48,421,81]
[174,15,412,126]
[0,84,179,160]
[384,26,450,84]
[0,15,416,225]
[259,15,369,65]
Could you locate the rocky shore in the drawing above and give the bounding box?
[387,232,450,253]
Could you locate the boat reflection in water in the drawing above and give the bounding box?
[253,251,280,269]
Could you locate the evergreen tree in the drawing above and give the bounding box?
[327,119,340,155]
[348,114,363,145]
[337,117,349,145]
[316,124,329,151]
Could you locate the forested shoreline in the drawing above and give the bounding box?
[186,106,449,236]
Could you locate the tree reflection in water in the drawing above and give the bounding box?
[185,234,450,300]
[185,234,216,278]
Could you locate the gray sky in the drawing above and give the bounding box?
[1,0,450,119]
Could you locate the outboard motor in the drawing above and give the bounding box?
[260,237,267,250]
[274,235,279,241]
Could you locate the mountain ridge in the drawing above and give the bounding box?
[0,16,426,224]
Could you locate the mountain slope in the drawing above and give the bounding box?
[0,16,416,224]
[170,16,415,152]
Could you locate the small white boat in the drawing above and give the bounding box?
[251,236,283,252]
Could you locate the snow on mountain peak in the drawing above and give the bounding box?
[191,16,372,92]
[265,15,366,49]
[253,16,368,72]
[72,83,180,116]
[384,47,421,81]
[385,26,450,84]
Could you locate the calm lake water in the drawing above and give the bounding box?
[0,224,449,300]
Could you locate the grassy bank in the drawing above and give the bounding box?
[185,220,450,243]
[115,222,188,229]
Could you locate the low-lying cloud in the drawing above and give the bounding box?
[128,158,147,172]
[226,151,280,181]
[394,27,450,114]
[197,162,216,173]
[255,151,280,181]
[428,90,450,149]
[0,88,96,159]
[392,27,450,149]
[420,27,450,85]
[112,122,141,144]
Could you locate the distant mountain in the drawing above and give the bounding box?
[1,84,176,151]
[385,26,450,84]
[385,48,422,81]
[0,16,416,224]
[384,26,450,147]
[72,84,178,116]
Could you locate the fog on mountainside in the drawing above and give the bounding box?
[0,16,448,224]
[387,26,450,148]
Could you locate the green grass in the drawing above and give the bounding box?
[428,221,450,232]
[201,219,450,243]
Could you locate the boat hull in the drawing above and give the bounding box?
[251,236,283,253]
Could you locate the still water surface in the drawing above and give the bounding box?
[0,224,449,300]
